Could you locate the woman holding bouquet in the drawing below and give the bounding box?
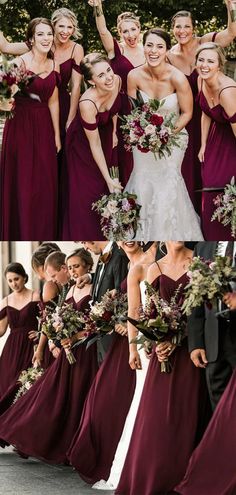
[0,248,98,464]
[62,52,128,239]
[116,241,210,495]
[67,241,157,487]
[0,18,60,240]
[0,263,40,399]
[124,28,203,240]
[195,42,236,240]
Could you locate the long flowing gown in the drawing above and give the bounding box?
[116,273,208,495]
[197,89,236,240]
[67,279,137,485]
[124,91,204,240]
[0,70,59,240]
[176,368,236,495]
[0,295,98,464]
[62,89,129,239]
[0,299,39,398]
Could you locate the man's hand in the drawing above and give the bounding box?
[190,348,208,368]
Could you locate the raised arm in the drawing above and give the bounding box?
[200,0,236,47]
[88,0,115,58]
[0,31,28,55]
[66,44,84,130]
[173,70,193,132]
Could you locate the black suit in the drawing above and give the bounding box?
[92,242,129,362]
[188,241,236,409]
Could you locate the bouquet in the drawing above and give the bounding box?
[120,98,186,159]
[92,167,141,240]
[129,281,186,372]
[83,290,128,346]
[14,366,44,403]
[0,55,37,118]
[182,255,236,316]
[38,298,87,364]
[211,177,236,237]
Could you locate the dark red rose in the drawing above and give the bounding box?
[137,145,149,153]
[102,310,113,322]
[150,114,164,126]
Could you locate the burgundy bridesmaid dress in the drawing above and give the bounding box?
[176,369,236,495]
[0,295,98,464]
[0,299,39,398]
[0,70,59,240]
[63,89,129,239]
[116,274,208,495]
[67,278,136,483]
[198,89,236,240]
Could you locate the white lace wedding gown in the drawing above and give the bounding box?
[125,91,203,240]
[92,281,150,491]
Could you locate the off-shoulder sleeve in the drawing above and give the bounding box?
[0,307,7,320]
[72,61,82,74]
[79,99,99,130]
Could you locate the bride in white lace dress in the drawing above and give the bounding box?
[125,28,203,241]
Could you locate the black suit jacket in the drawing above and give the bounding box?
[188,242,236,362]
[92,242,129,302]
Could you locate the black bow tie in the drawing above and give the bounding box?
[98,251,112,265]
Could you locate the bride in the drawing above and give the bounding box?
[125,28,203,240]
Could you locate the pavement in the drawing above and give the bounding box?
[0,447,114,495]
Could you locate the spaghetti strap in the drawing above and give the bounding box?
[31,291,34,302]
[219,86,236,97]
[71,42,77,59]
[155,261,162,273]
[79,98,99,113]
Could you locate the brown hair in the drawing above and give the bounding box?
[143,28,171,51]
[171,11,195,29]
[5,262,28,283]
[66,248,93,271]
[26,18,54,58]
[31,242,61,270]
[196,42,226,71]
[80,52,110,82]
[51,8,82,40]
[44,251,66,271]
[117,12,141,35]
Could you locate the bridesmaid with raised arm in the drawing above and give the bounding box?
[0,263,40,399]
[62,53,125,240]
[195,43,236,240]
[116,242,209,495]
[0,18,61,240]
[0,249,98,464]
[68,241,157,487]
[168,2,236,211]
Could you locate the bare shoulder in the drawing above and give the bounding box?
[32,290,40,302]
[128,65,146,82]
[74,42,84,62]
[147,261,161,284]
[42,281,59,303]
[128,263,143,282]
[170,65,188,84]
[0,297,7,311]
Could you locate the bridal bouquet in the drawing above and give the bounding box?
[83,290,128,346]
[129,281,186,372]
[211,177,236,237]
[182,256,236,315]
[38,301,87,364]
[0,55,36,118]
[92,167,141,240]
[14,366,44,403]
[120,98,185,159]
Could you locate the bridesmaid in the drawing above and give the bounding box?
[176,301,236,495]
[67,241,157,487]
[116,242,209,495]
[0,18,60,240]
[168,2,236,211]
[196,43,236,240]
[0,263,40,398]
[0,248,98,464]
[62,53,124,240]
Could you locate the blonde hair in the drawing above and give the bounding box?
[51,8,82,40]
[117,12,141,35]
[196,42,226,71]
[80,52,110,82]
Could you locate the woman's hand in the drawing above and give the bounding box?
[112,132,118,149]
[198,145,206,163]
[223,292,236,310]
[0,97,15,112]
[129,349,142,370]
[156,341,176,362]
[28,330,38,342]
[32,349,43,367]
[88,0,102,7]
[115,323,128,336]
[55,136,62,153]
[61,337,73,349]
[106,177,123,194]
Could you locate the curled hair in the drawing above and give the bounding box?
[143,28,171,51]
[66,248,93,271]
[171,10,195,28]
[31,242,61,270]
[26,18,54,58]
[196,42,226,71]
[44,251,66,271]
[117,11,141,35]
[51,8,82,40]
[80,52,110,82]
[5,262,29,284]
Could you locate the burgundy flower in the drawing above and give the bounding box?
[137,145,149,153]
[150,114,164,126]
[102,310,113,322]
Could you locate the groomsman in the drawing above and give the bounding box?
[78,241,129,362]
[188,241,236,410]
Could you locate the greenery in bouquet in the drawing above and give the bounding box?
[211,177,236,237]
[182,255,236,316]
[14,366,44,403]
[92,167,141,240]
[120,98,186,160]
[129,281,186,372]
